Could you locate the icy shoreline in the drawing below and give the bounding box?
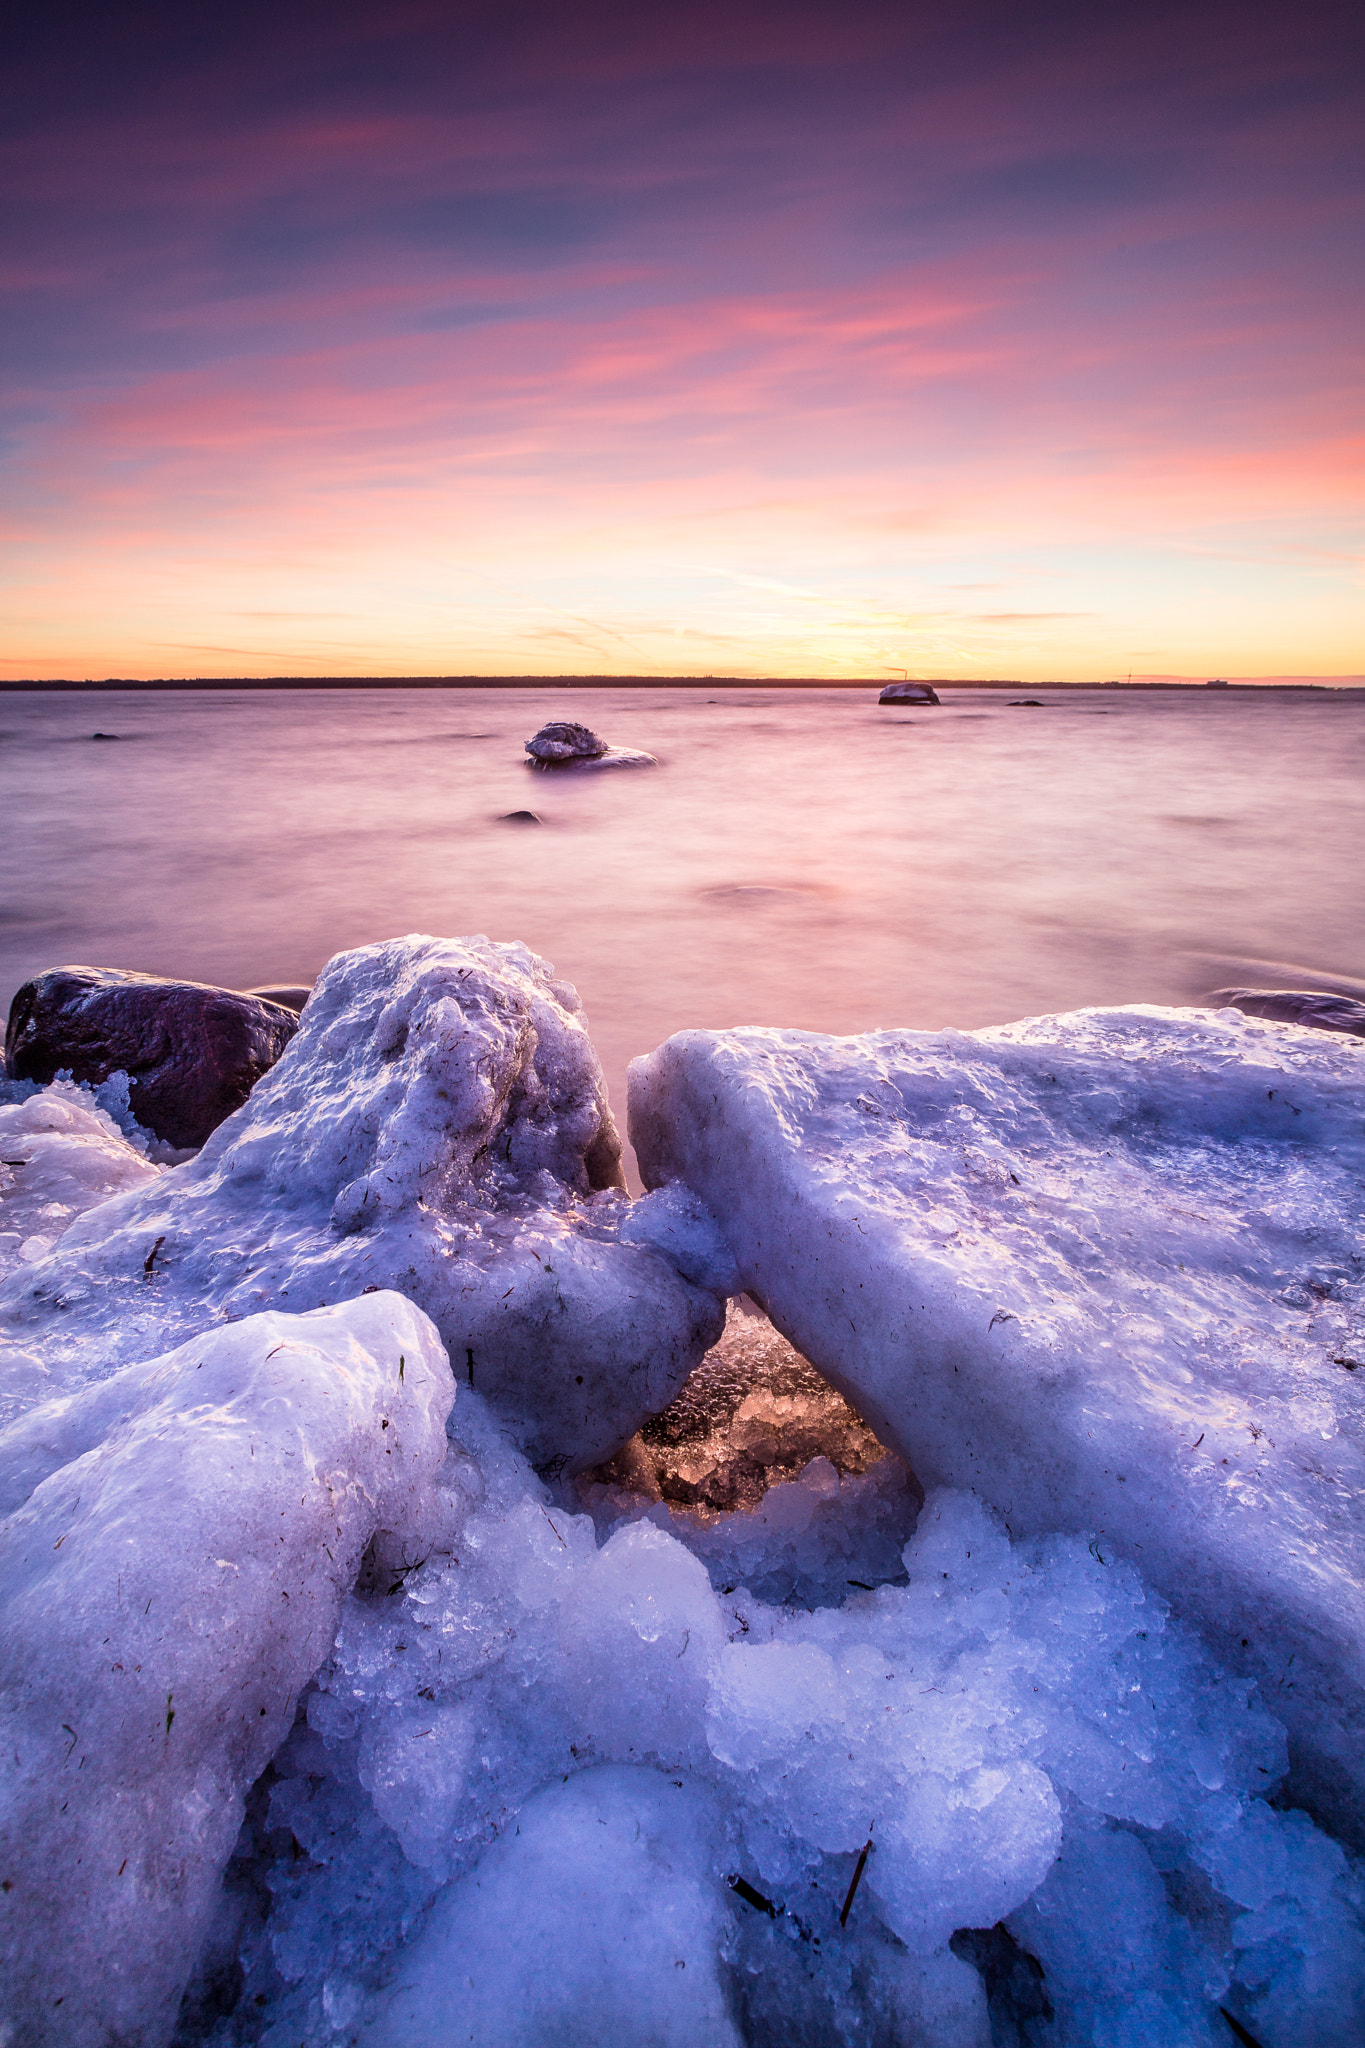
[2,937,1363,2047]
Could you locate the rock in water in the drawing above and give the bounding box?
[244,982,313,1013]
[1209,987,1365,1038]
[878,682,940,705]
[0,1292,453,2048]
[4,967,299,1148]
[524,720,608,762]
[0,937,723,1467]
[524,720,658,770]
[628,1005,1365,1839]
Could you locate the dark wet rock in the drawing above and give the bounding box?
[878,683,940,705]
[1207,988,1365,1038]
[5,968,300,1147]
[90,732,120,741]
[1010,699,1045,707]
[500,809,542,825]
[525,720,608,762]
[244,984,313,1014]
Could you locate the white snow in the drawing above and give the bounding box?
[0,936,723,1463]
[0,1290,453,2048]
[629,1005,1365,1841]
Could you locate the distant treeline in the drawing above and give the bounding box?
[0,675,1231,693]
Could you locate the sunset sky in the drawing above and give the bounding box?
[4,0,1361,682]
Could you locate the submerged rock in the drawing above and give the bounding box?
[878,682,940,705]
[4,966,299,1148]
[629,1004,1365,1841]
[588,1300,900,1516]
[244,981,313,1013]
[0,1292,452,2048]
[0,937,723,1468]
[1209,987,1365,1038]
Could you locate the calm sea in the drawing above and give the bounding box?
[3,685,1361,1182]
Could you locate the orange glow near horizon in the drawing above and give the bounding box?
[3,3,1361,683]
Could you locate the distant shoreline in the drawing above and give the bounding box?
[1,675,1357,693]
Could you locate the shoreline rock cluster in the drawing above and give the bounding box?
[2,940,1364,2046]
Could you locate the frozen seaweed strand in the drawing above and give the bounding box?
[628,1004,1365,1838]
[0,1292,453,2048]
[0,936,725,1464]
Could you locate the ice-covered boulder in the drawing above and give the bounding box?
[358,1766,743,2048]
[5,965,299,1149]
[525,719,608,761]
[0,1078,162,1286]
[629,1005,1365,1838]
[0,937,723,1465]
[524,719,657,770]
[0,1291,453,2048]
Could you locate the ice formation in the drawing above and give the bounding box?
[0,1076,163,1287]
[0,1291,453,2048]
[2,972,1363,2046]
[0,937,723,1463]
[358,1767,744,2048]
[629,1005,1365,1838]
[179,1378,1364,2048]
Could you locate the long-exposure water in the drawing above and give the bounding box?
[3,684,1361,1179]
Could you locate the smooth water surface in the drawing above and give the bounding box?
[3,685,1361,1179]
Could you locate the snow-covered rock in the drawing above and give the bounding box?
[524,720,657,770]
[628,1005,1365,1840]
[524,719,608,761]
[0,937,723,1464]
[0,1079,162,1287]
[0,1291,453,2048]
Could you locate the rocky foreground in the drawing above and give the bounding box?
[1,937,1363,2048]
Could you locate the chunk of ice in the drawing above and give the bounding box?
[0,937,723,1463]
[357,1767,742,2048]
[628,1005,1365,1838]
[0,1078,161,1289]
[0,1291,452,2048]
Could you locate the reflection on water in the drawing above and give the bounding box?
[2,685,1362,1181]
